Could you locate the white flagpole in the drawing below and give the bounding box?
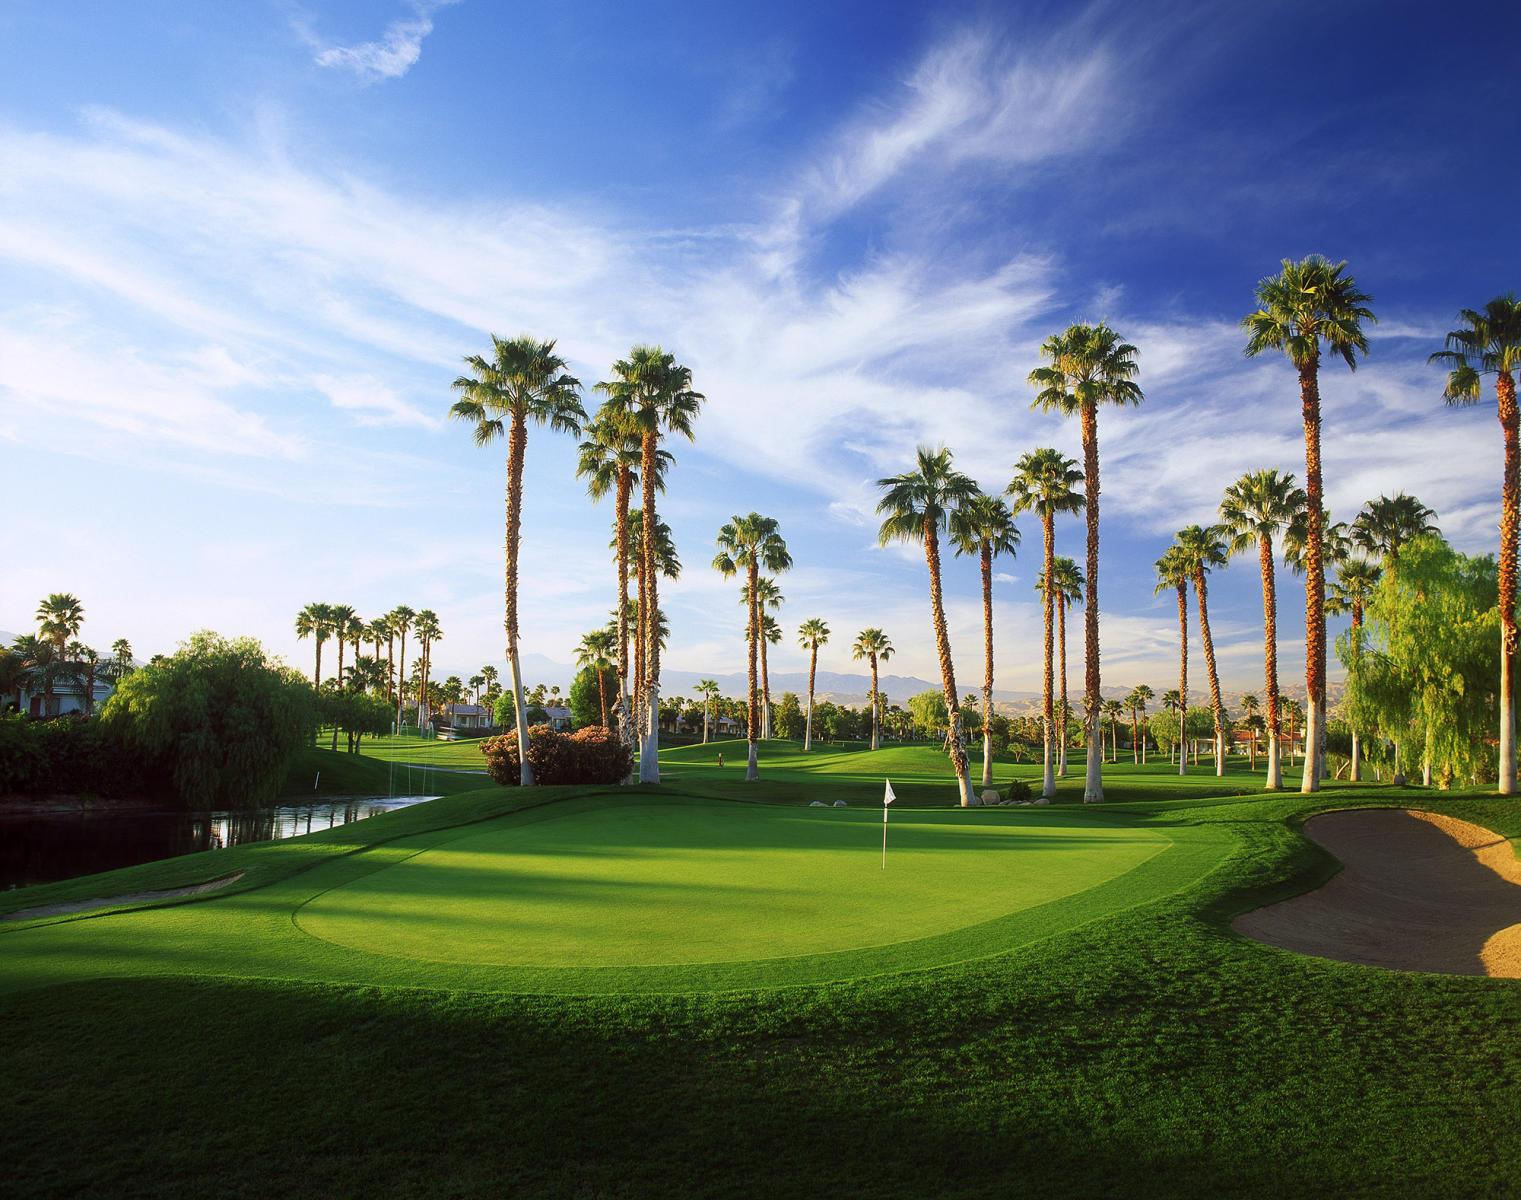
[882,778,896,869]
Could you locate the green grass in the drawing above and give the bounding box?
[3,740,1520,1197]
[279,744,487,798]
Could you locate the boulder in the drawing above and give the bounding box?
[832,799,848,808]
[980,789,1000,806]
[809,800,829,807]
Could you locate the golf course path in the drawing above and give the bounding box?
[1235,809,1521,977]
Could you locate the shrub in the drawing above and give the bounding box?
[480,724,633,786]
[1004,778,1033,803]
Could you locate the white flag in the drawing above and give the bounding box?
[883,779,896,805]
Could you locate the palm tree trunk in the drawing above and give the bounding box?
[870,655,880,751]
[395,631,406,732]
[1194,567,1226,778]
[1040,514,1056,800]
[639,434,661,784]
[1058,599,1069,778]
[925,522,973,807]
[761,634,772,741]
[1176,583,1189,778]
[980,543,994,789]
[614,468,636,779]
[1131,710,1139,765]
[1498,372,1518,794]
[1298,354,1325,794]
[805,643,817,752]
[1080,401,1104,803]
[503,408,535,785]
[1254,535,1283,790]
[746,563,760,781]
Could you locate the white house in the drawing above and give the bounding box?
[13,676,114,718]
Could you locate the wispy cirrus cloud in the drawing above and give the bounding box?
[302,1,459,83]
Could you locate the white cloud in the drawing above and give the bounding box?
[306,2,459,83]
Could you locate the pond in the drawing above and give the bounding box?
[0,795,440,891]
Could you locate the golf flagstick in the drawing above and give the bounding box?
[882,778,896,869]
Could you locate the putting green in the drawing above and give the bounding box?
[296,799,1170,967]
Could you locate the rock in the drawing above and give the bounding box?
[980,789,1000,806]
[809,800,828,807]
[832,800,847,808]
[1033,797,1051,806]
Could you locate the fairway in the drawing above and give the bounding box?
[296,799,1171,967]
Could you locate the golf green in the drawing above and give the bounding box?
[295,799,1171,967]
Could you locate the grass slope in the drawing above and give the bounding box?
[3,741,1520,1198]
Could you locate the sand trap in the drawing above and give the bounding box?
[1235,810,1521,977]
[2,871,245,923]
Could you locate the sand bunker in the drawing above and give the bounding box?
[1235,810,1521,977]
[2,871,245,923]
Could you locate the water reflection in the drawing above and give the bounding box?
[1,796,439,891]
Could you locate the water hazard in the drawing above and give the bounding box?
[1,796,439,891]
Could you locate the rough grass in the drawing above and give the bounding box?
[3,741,1520,1198]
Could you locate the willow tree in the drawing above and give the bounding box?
[851,628,895,751]
[1007,447,1084,800]
[1243,257,1375,794]
[1220,468,1302,789]
[713,514,792,781]
[1155,547,1190,777]
[797,618,830,751]
[950,491,1020,787]
[450,334,585,785]
[1176,524,1230,775]
[1431,294,1521,794]
[878,446,979,807]
[597,346,702,783]
[1029,322,1143,803]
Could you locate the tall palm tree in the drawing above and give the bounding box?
[110,638,134,682]
[413,610,442,734]
[1432,294,1521,794]
[1284,508,1352,783]
[796,619,830,751]
[1047,556,1085,777]
[1155,547,1191,776]
[1101,697,1124,762]
[1240,693,1261,768]
[745,577,784,739]
[36,592,85,718]
[1029,323,1143,803]
[696,678,721,744]
[1352,493,1440,568]
[624,508,682,737]
[1327,557,1382,782]
[1007,447,1084,799]
[1220,468,1303,790]
[878,445,980,807]
[576,628,618,729]
[597,346,703,783]
[295,602,334,691]
[950,491,1021,788]
[389,606,415,718]
[1175,525,1230,776]
[327,605,356,703]
[451,333,586,785]
[1125,684,1153,765]
[1243,256,1376,794]
[578,406,654,758]
[713,513,792,781]
[851,628,895,751]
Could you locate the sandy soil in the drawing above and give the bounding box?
[2,871,246,923]
[1234,809,1521,977]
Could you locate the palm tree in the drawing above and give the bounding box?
[796,619,830,751]
[851,628,895,751]
[1045,556,1084,778]
[1175,525,1230,776]
[1281,697,1304,764]
[110,638,134,683]
[1243,256,1376,794]
[878,446,979,807]
[35,592,85,718]
[1030,323,1143,802]
[65,642,100,716]
[346,655,388,695]
[451,333,586,785]
[389,606,415,719]
[624,508,682,737]
[1220,468,1303,790]
[1007,447,1084,799]
[1351,493,1439,568]
[1155,548,1191,776]
[1431,294,1521,794]
[695,678,721,744]
[950,491,1021,788]
[713,513,792,780]
[597,346,703,783]
[1125,684,1153,765]
[13,635,81,718]
[1161,688,1183,766]
[1240,693,1261,768]
[743,577,784,739]
[575,628,617,729]
[413,610,442,735]
[327,605,356,703]
[295,602,334,694]
[1284,507,1352,784]
[1327,558,1382,782]
[1102,697,1124,762]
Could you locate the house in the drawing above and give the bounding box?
[14,676,114,718]
[449,704,491,730]
[543,705,573,731]
[715,714,742,736]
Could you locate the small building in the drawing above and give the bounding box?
[450,703,490,730]
[543,705,573,731]
[15,677,114,718]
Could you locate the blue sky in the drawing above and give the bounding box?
[2,0,1517,700]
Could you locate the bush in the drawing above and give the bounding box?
[1004,778,1033,803]
[0,712,146,798]
[480,724,633,786]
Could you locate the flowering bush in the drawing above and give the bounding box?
[480,724,633,786]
